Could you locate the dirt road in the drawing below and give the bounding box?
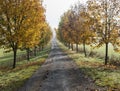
[19,38,106,91]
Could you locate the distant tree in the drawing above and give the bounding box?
[58,3,96,54]
[58,12,71,47]
[38,23,52,51]
[70,4,82,52]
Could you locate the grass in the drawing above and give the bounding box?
[0,61,44,91]
[0,49,26,57]
[0,44,51,67]
[75,44,120,64]
[58,41,120,90]
[0,43,51,91]
[0,49,26,67]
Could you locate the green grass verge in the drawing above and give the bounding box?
[0,49,26,67]
[58,41,120,90]
[75,44,120,63]
[0,44,51,67]
[0,43,51,91]
[0,61,44,91]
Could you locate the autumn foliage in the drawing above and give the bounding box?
[58,0,120,65]
[0,0,51,68]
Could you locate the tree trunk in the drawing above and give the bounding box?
[68,42,70,49]
[71,43,73,51]
[63,42,65,45]
[104,0,108,65]
[65,42,67,46]
[41,45,44,51]
[34,47,37,56]
[27,48,30,61]
[39,46,41,51]
[83,42,87,57]
[76,43,78,52]
[105,43,108,65]
[66,43,68,47]
[13,49,17,69]
[65,42,67,47]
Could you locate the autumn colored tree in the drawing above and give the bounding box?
[58,0,120,65]
[58,12,71,47]
[78,8,96,57]
[21,0,46,60]
[87,0,120,65]
[58,3,95,54]
[0,0,45,68]
[58,5,83,52]
[38,23,52,51]
[70,5,82,52]
[62,11,75,49]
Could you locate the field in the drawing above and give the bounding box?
[59,41,120,90]
[0,49,26,67]
[74,43,120,64]
[0,43,51,91]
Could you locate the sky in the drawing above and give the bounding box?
[43,0,87,29]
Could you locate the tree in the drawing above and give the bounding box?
[38,23,52,51]
[58,3,95,54]
[70,4,82,52]
[87,0,120,65]
[79,8,96,57]
[58,12,71,47]
[0,0,45,68]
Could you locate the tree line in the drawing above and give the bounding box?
[58,0,120,65]
[0,0,52,68]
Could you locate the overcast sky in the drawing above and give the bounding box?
[43,0,87,29]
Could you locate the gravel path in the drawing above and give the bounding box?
[18,38,106,91]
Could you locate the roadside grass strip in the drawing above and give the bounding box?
[0,44,51,91]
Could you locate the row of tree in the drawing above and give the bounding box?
[58,0,120,65]
[0,0,52,68]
